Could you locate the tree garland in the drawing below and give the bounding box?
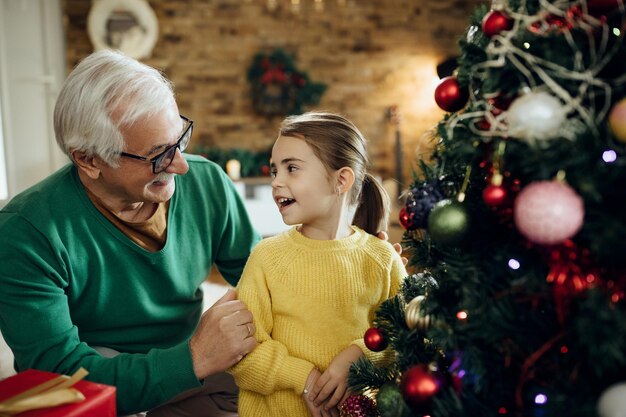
[247,49,326,117]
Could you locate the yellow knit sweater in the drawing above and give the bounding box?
[229,226,407,417]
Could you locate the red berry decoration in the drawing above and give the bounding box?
[399,207,415,230]
[363,327,387,352]
[400,365,440,410]
[434,76,469,113]
[481,10,514,38]
[483,184,508,207]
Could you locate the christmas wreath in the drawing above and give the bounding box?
[247,49,326,117]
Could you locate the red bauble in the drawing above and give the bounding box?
[400,365,440,410]
[475,119,491,130]
[399,207,415,230]
[434,76,468,113]
[363,327,387,352]
[488,95,514,114]
[481,10,514,38]
[483,184,508,207]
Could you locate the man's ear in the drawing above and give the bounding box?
[335,167,355,194]
[71,150,102,180]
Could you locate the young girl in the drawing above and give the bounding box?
[229,112,407,417]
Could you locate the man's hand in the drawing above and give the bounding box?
[189,289,257,379]
[308,345,362,411]
[376,231,407,266]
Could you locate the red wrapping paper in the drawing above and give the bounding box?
[0,369,116,416]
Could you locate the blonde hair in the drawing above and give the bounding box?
[279,112,390,235]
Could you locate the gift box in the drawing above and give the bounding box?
[0,368,116,416]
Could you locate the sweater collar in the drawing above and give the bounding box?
[287,225,367,250]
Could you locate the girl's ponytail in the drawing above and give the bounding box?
[352,173,390,235]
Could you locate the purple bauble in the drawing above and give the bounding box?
[404,181,445,230]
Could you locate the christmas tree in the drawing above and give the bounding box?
[345,1,626,417]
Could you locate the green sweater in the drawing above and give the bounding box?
[230,226,407,417]
[0,155,261,414]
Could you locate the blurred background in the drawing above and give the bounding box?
[0,0,482,207]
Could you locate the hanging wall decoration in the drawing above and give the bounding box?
[87,0,159,59]
[247,49,326,117]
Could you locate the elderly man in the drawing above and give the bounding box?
[0,50,260,416]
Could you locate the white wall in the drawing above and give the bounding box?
[0,0,67,378]
[0,0,67,207]
[0,101,7,201]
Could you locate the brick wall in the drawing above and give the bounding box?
[62,0,483,183]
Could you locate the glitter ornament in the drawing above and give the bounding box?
[514,181,584,245]
[608,97,626,143]
[547,240,599,323]
[481,10,514,38]
[427,199,470,246]
[434,76,469,112]
[506,91,566,143]
[400,365,440,410]
[403,180,445,230]
[597,383,626,417]
[377,383,410,417]
[363,327,387,352]
[405,295,432,332]
[339,394,377,417]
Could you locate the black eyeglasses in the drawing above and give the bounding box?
[120,115,194,174]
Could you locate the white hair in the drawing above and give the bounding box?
[53,49,175,166]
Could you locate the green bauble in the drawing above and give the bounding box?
[377,383,410,417]
[427,198,469,246]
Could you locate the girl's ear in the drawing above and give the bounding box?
[71,150,102,180]
[335,167,355,194]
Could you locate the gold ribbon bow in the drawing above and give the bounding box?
[0,368,88,416]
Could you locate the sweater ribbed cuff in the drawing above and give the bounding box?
[153,341,202,399]
[276,356,315,394]
[353,339,393,367]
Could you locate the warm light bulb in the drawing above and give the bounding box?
[226,159,241,181]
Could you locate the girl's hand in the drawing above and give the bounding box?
[309,345,363,410]
[377,231,407,266]
[303,368,336,417]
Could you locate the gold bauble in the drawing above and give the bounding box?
[405,295,432,332]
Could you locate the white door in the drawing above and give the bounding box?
[0,0,66,207]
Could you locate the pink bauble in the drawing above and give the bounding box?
[514,181,584,245]
[608,98,626,143]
